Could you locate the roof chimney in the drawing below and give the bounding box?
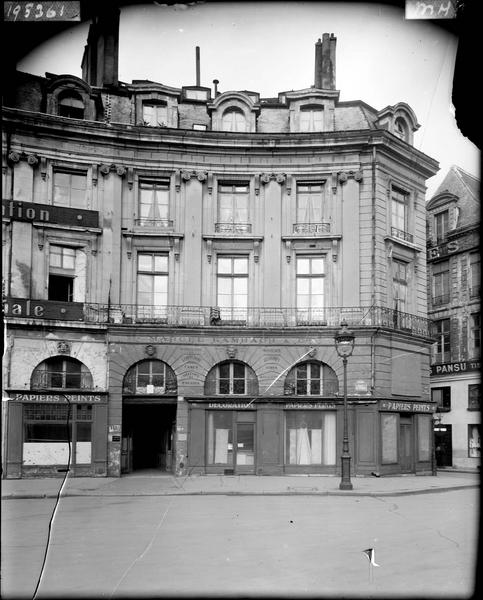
[82,6,120,87]
[314,33,336,90]
[196,46,201,86]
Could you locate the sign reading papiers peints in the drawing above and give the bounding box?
[10,393,106,403]
[380,400,436,413]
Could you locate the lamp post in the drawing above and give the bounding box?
[334,320,355,490]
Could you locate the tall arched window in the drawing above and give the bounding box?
[221,108,247,132]
[123,360,177,395]
[284,360,338,396]
[205,361,258,395]
[31,357,93,389]
[58,93,85,119]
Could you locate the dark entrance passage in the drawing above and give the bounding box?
[435,424,453,467]
[121,403,176,473]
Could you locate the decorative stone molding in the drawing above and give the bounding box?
[181,170,192,181]
[332,239,339,262]
[57,340,71,355]
[275,173,286,184]
[337,172,348,184]
[354,170,363,182]
[27,154,39,167]
[145,344,157,357]
[260,173,271,184]
[37,228,45,251]
[8,151,20,164]
[285,239,292,263]
[99,164,111,176]
[127,167,134,190]
[331,172,338,194]
[308,348,317,358]
[125,235,133,259]
[286,174,292,196]
[173,237,181,261]
[226,346,237,359]
[196,170,207,182]
[92,164,98,187]
[260,172,286,185]
[206,239,213,263]
[254,240,260,263]
[175,170,181,192]
[89,237,98,256]
[254,174,260,196]
[207,172,214,195]
[116,166,126,177]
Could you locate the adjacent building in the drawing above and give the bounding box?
[427,166,480,470]
[2,10,439,479]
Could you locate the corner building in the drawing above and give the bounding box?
[426,166,480,470]
[2,13,439,478]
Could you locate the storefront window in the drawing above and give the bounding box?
[417,415,431,462]
[381,413,398,463]
[468,425,480,458]
[285,411,336,465]
[23,403,92,466]
[207,412,233,465]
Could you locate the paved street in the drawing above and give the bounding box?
[1,487,478,598]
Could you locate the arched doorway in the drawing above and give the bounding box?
[121,359,177,474]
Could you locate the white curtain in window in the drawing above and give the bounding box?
[324,412,336,465]
[296,427,311,464]
[214,429,229,463]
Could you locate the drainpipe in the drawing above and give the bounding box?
[371,142,377,309]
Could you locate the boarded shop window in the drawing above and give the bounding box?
[381,413,398,464]
[468,385,480,410]
[417,415,431,462]
[23,403,92,466]
[285,411,336,465]
[468,425,480,458]
[207,412,233,465]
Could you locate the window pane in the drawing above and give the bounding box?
[154,255,168,272]
[217,258,232,274]
[381,414,398,463]
[297,258,310,274]
[233,363,245,378]
[233,258,248,274]
[138,254,153,271]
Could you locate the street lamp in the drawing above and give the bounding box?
[334,320,355,490]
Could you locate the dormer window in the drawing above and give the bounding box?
[300,106,324,132]
[143,102,168,127]
[394,117,408,142]
[58,93,85,119]
[221,108,247,132]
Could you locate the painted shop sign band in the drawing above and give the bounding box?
[2,199,99,228]
[431,360,480,376]
[3,297,84,321]
[208,403,252,409]
[285,403,337,409]
[11,393,106,403]
[380,401,435,413]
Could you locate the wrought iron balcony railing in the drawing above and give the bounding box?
[6,300,431,336]
[215,222,252,234]
[134,218,174,230]
[390,227,414,244]
[293,222,331,234]
[80,304,431,336]
[30,371,94,390]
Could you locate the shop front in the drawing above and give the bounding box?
[4,391,108,478]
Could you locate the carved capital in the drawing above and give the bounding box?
[116,166,126,177]
[27,154,39,167]
[260,173,271,184]
[181,170,192,181]
[99,164,111,176]
[275,173,286,184]
[354,170,363,182]
[338,172,348,184]
[196,170,207,182]
[8,151,20,164]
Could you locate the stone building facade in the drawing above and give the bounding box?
[426,166,480,470]
[2,11,439,478]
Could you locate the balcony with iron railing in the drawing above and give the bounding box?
[293,222,331,234]
[390,227,414,244]
[215,223,252,234]
[134,218,174,230]
[30,371,94,390]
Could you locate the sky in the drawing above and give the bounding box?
[17,0,480,198]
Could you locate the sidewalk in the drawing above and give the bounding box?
[1,470,479,499]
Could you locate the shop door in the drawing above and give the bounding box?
[121,434,133,474]
[435,425,452,467]
[235,422,255,474]
[399,417,413,473]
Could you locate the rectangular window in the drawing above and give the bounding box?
[468,384,480,410]
[23,403,92,466]
[433,319,451,363]
[434,210,449,242]
[431,387,451,411]
[470,254,480,298]
[299,108,324,132]
[217,183,249,227]
[469,313,481,358]
[468,424,480,458]
[392,259,408,312]
[207,412,233,465]
[53,170,87,208]
[49,245,76,302]
[138,181,170,227]
[296,256,325,323]
[417,415,431,462]
[143,103,168,127]
[391,187,410,240]
[296,183,325,225]
[285,411,336,465]
[217,256,248,321]
[381,413,398,463]
[136,253,168,320]
[432,260,450,305]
